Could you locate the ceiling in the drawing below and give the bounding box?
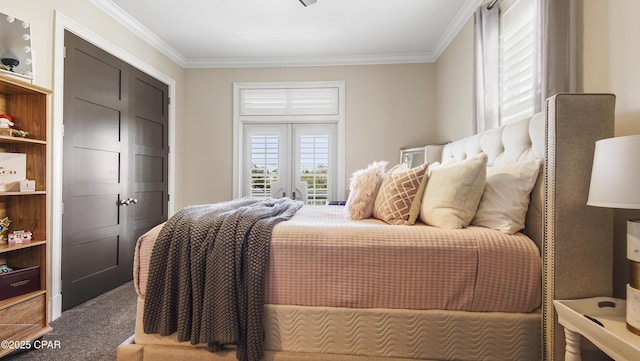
[92,0,481,68]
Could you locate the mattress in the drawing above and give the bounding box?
[135,205,541,313]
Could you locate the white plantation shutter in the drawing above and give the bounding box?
[240,87,339,116]
[290,88,339,115]
[241,89,288,115]
[249,134,280,198]
[499,0,536,125]
[295,126,333,205]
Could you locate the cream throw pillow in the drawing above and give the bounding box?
[373,162,429,225]
[345,161,388,220]
[472,159,542,234]
[420,153,488,229]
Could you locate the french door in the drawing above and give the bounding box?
[243,123,335,205]
[234,81,345,204]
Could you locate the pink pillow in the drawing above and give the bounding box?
[345,161,388,220]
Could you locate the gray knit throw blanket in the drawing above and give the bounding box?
[142,197,303,361]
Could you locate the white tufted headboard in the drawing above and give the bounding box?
[441,112,545,167]
[438,111,546,251]
[431,93,616,361]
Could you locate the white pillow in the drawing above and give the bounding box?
[345,161,388,220]
[472,159,542,234]
[419,153,488,229]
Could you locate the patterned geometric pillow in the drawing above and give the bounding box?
[372,162,429,225]
[345,161,388,220]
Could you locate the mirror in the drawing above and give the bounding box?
[0,12,33,81]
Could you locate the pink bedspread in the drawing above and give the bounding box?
[134,205,541,313]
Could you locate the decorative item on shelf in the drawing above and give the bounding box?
[587,134,640,336]
[11,129,28,138]
[0,265,40,300]
[0,152,26,191]
[0,114,28,138]
[0,217,10,244]
[0,114,14,128]
[19,179,34,192]
[0,264,12,273]
[1,57,18,72]
[8,230,31,245]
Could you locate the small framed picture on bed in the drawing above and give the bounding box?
[401,143,450,167]
[400,146,426,168]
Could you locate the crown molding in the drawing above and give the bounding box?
[91,0,476,68]
[184,51,437,69]
[431,0,482,60]
[90,0,187,67]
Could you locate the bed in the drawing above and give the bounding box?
[117,93,616,361]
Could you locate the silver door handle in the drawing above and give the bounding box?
[118,197,138,206]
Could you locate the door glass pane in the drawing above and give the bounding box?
[250,135,279,198]
[299,134,329,205]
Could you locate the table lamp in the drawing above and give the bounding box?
[587,134,640,335]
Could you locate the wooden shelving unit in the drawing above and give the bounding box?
[0,74,51,358]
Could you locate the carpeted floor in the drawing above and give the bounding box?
[6,281,137,361]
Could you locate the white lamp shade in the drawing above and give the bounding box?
[587,134,640,209]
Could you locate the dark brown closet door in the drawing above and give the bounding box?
[62,31,168,310]
[128,68,169,252]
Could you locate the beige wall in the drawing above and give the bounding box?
[435,18,475,142]
[583,0,640,135]
[182,64,437,206]
[583,0,640,298]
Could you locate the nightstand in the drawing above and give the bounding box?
[554,297,640,361]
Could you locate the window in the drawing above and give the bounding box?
[234,82,345,205]
[499,0,537,125]
[475,0,539,130]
